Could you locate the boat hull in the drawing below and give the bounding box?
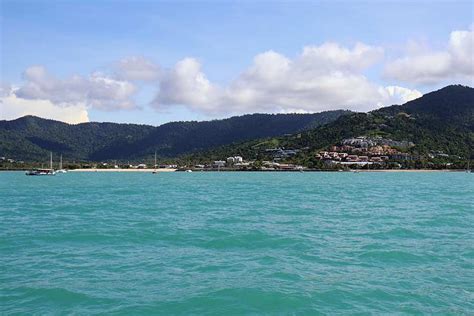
[25,170,56,176]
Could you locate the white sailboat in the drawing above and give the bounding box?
[56,154,67,173]
[152,151,157,174]
[26,152,56,176]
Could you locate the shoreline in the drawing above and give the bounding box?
[0,168,469,173]
[49,168,470,173]
[68,168,177,172]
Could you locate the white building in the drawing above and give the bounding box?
[213,161,226,168]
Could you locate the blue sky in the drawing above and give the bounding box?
[1,0,473,125]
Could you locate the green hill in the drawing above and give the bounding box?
[2,85,471,166]
[185,85,473,164]
[0,111,349,161]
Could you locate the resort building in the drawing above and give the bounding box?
[213,161,226,168]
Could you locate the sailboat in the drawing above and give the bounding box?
[56,154,67,173]
[467,160,472,173]
[152,151,157,174]
[26,152,56,176]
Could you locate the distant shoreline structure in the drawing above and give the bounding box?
[68,169,470,173]
[69,168,177,173]
[0,168,466,173]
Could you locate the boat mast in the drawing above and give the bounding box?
[50,152,53,170]
[60,154,63,170]
[154,151,157,172]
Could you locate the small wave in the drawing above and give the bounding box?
[158,288,313,314]
[358,250,427,264]
[201,231,301,250]
[25,287,101,303]
[370,228,426,239]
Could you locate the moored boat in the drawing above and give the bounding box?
[56,154,67,173]
[25,169,56,176]
[26,152,56,176]
[152,151,158,174]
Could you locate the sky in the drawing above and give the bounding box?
[1,0,473,125]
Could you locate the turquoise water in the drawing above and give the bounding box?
[1,171,473,314]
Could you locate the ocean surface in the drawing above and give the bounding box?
[1,171,473,314]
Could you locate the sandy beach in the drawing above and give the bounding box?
[69,168,177,172]
[65,168,465,173]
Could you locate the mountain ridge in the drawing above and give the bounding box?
[2,85,472,164]
[183,85,474,164]
[0,111,350,161]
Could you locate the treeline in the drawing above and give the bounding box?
[0,111,349,162]
[183,85,474,164]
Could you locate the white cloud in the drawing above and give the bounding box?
[115,56,160,81]
[4,38,430,122]
[1,66,138,123]
[1,87,89,124]
[15,66,137,111]
[384,27,474,84]
[152,42,419,114]
[155,58,220,112]
[299,42,384,72]
[378,86,423,106]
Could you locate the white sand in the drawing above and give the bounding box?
[69,168,177,172]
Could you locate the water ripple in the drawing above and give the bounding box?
[1,171,473,314]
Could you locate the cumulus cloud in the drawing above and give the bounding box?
[114,56,160,81]
[1,66,139,123]
[299,42,384,72]
[153,42,420,114]
[1,86,89,124]
[384,27,474,84]
[15,66,137,111]
[4,39,429,122]
[378,86,423,106]
[155,58,221,112]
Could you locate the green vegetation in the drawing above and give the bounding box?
[183,85,473,166]
[1,85,472,170]
[0,111,349,162]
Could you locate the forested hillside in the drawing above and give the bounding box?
[0,111,349,161]
[184,85,473,163]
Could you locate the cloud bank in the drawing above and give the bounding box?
[384,27,474,84]
[1,85,89,124]
[5,26,473,122]
[153,43,420,114]
[16,66,137,111]
[1,66,137,123]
